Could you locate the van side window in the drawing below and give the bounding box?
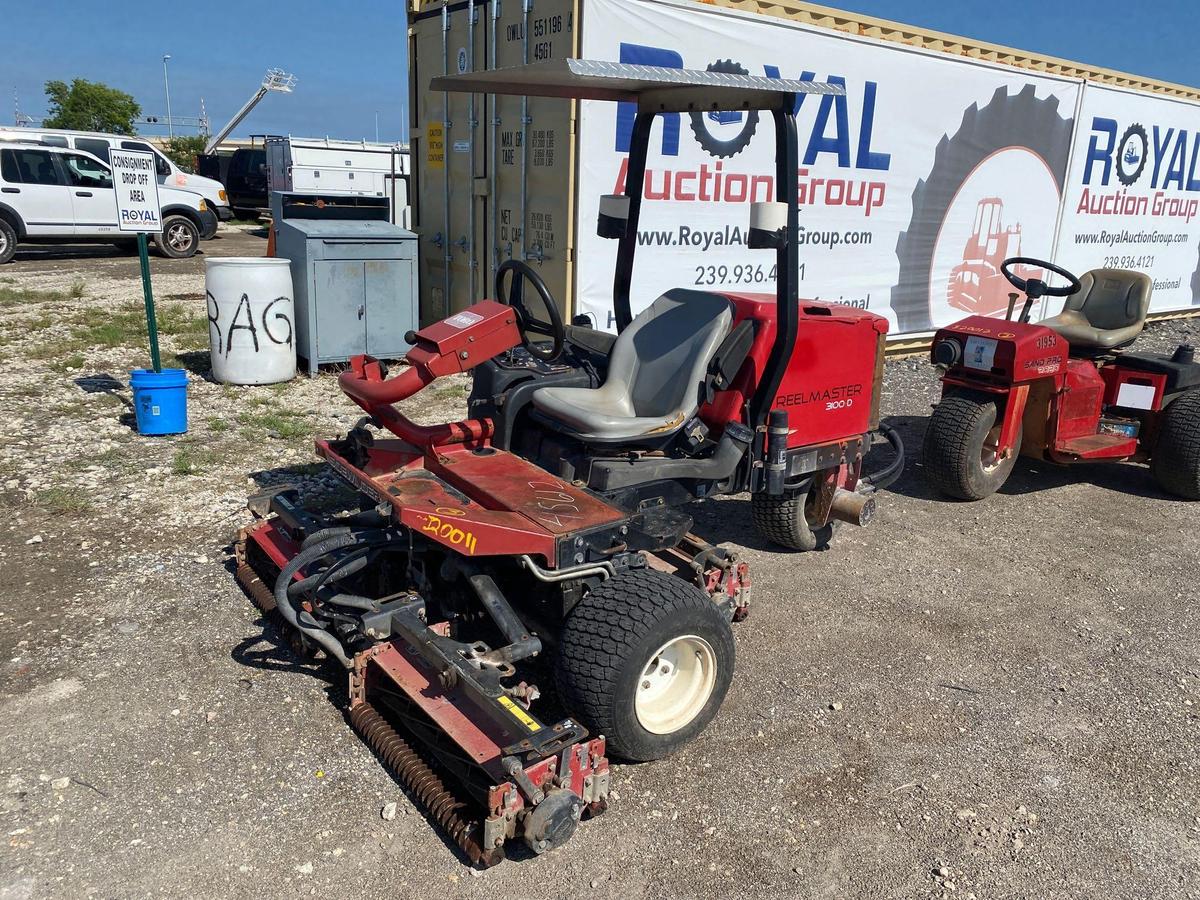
[6,148,64,186]
[75,138,111,163]
[42,135,68,148]
[0,149,18,183]
[121,141,171,177]
[63,154,114,189]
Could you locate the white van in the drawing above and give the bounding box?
[0,143,216,263]
[0,126,230,230]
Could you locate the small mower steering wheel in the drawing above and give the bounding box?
[1001,257,1082,300]
[495,259,565,362]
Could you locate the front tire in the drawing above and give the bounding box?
[924,393,1021,500]
[0,219,16,264]
[1151,389,1200,499]
[154,215,200,259]
[556,569,734,762]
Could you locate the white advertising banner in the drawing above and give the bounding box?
[575,0,1083,336]
[1052,84,1200,315]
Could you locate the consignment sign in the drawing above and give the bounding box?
[109,149,163,233]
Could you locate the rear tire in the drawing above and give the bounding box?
[1151,389,1200,499]
[751,487,835,551]
[924,393,1021,500]
[556,569,734,762]
[154,215,200,259]
[0,219,16,264]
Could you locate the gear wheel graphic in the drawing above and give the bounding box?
[1116,123,1149,186]
[689,60,760,159]
[888,84,1075,332]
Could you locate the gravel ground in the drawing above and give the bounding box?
[1,229,1198,900]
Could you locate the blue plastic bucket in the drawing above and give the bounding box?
[130,368,189,435]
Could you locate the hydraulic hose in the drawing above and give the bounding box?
[272,532,397,668]
[861,423,905,493]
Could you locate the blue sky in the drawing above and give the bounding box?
[2,0,409,142]
[2,1,1196,143]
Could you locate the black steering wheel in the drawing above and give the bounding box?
[1001,257,1082,300]
[495,259,565,362]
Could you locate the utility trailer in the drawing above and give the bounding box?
[266,136,413,228]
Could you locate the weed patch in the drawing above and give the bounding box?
[31,487,92,516]
[171,445,222,476]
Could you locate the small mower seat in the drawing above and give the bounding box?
[532,289,733,442]
[1040,268,1152,351]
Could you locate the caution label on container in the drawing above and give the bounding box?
[426,123,444,170]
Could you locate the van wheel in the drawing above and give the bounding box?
[0,219,16,264]
[154,215,200,259]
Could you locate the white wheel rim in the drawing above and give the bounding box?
[981,424,1003,472]
[0,231,8,255]
[634,634,717,735]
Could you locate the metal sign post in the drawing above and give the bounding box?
[109,149,164,372]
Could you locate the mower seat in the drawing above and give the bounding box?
[1040,268,1152,351]
[531,289,733,442]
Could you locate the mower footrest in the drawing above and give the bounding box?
[1056,432,1138,459]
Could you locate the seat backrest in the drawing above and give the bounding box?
[607,289,733,418]
[1062,268,1152,331]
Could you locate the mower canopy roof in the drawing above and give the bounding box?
[430,58,842,112]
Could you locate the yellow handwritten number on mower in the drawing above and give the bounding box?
[421,515,478,554]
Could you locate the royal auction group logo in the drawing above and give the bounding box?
[1116,123,1149,186]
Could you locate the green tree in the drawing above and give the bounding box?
[162,135,207,173]
[43,79,141,134]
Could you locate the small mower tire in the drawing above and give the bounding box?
[556,569,734,762]
[751,490,835,551]
[1151,389,1200,499]
[923,393,1021,500]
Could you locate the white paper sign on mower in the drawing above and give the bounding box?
[109,149,163,234]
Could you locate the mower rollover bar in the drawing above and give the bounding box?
[432,58,843,429]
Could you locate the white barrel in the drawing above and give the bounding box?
[205,258,297,385]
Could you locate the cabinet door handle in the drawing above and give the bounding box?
[357,305,364,320]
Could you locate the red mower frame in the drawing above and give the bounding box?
[236,58,903,867]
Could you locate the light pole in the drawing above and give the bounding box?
[162,54,173,138]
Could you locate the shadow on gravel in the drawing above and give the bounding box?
[13,244,126,263]
[995,456,1175,501]
[172,350,214,380]
[74,373,131,408]
[230,619,338,684]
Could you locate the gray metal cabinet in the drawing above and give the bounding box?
[276,217,419,375]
